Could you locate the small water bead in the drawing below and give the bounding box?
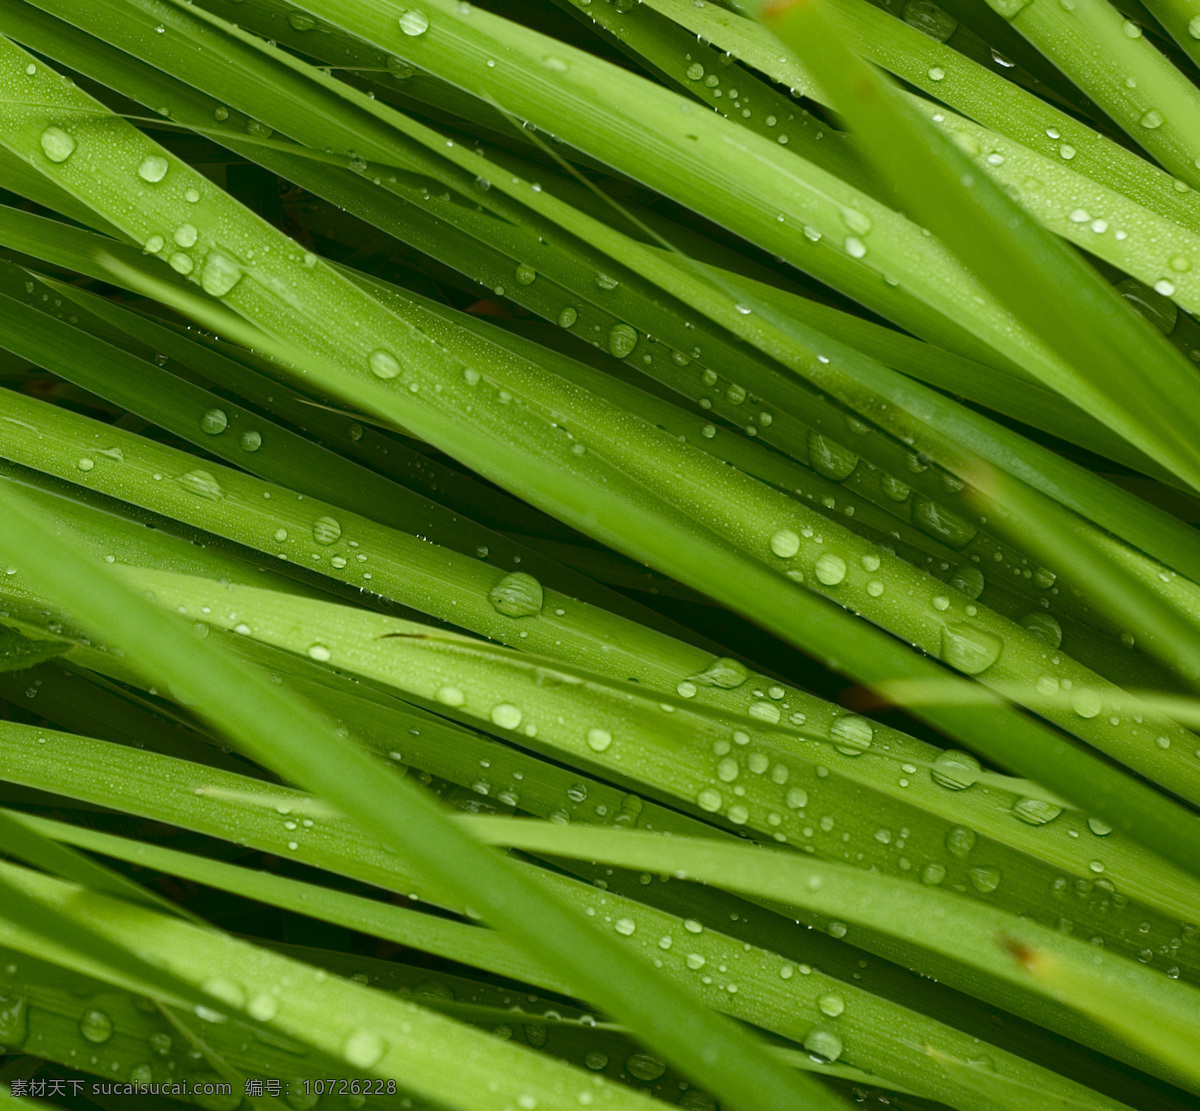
[490,703,522,729]
[1140,109,1163,130]
[586,728,612,752]
[921,863,947,885]
[79,1008,114,1044]
[803,1029,843,1063]
[40,126,76,163]
[312,516,342,545]
[1191,14,1200,37]
[368,349,402,378]
[144,234,165,254]
[514,264,536,286]
[557,306,577,328]
[807,432,858,480]
[928,66,945,81]
[1012,797,1062,825]
[240,430,262,452]
[176,469,223,499]
[814,553,846,586]
[1019,611,1062,648]
[1155,279,1177,297]
[697,788,723,812]
[200,250,243,297]
[174,223,198,248]
[614,918,637,936]
[399,9,429,34]
[685,953,707,970]
[169,253,194,275]
[932,749,981,790]
[288,10,318,30]
[1060,144,1077,160]
[1087,817,1113,836]
[200,408,228,435]
[343,1030,385,1069]
[77,457,95,472]
[1071,688,1102,719]
[770,528,800,558]
[686,62,705,80]
[489,571,544,617]
[748,701,781,724]
[137,155,169,182]
[940,623,1002,675]
[786,787,808,809]
[830,714,873,755]
[844,236,867,258]
[880,474,910,501]
[308,644,332,662]
[677,680,698,698]
[717,758,739,782]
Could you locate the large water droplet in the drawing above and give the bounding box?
[969,866,1001,893]
[814,553,846,585]
[399,9,429,35]
[587,727,613,752]
[830,714,873,755]
[368,349,402,379]
[626,1054,665,1081]
[137,155,169,182]
[807,432,858,480]
[490,703,522,729]
[489,572,543,617]
[199,408,228,435]
[79,1008,114,1044]
[1012,797,1063,825]
[288,10,317,30]
[940,623,1002,674]
[607,323,638,357]
[40,127,76,163]
[770,529,800,558]
[175,469,223,499]
[932,749,981,790]
[0,993,30,1044]
[914,497,977,548]
[312,516,342,545]
[200,250,243,297]
[514,264,536,286]
[903,0,957,41]
[817,993,845,1017]
[1019,611,1062,648]
[945,826,976,858]
[803,1029,843,1063]
[691,656,749,689]
[343,1030,385,1069]
[240,430,262,452]
[881,474,910,502]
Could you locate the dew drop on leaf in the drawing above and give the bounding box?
[137,155,169,182]
[489,571,543,617]
[40,127,76,163]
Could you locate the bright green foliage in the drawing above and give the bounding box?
[0,0,1199,1109]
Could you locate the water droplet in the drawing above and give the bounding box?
[40,127,76,163]
[1019,611,1062,648]
[949,564,985,599]
[807,431,858,480]
[200,249,243,297]
[595,272,619,291]
[968,866,1001,893]
[921,863,946,885]
[343,1030,384,1068]
[626,1054,665,1081]
[830,714,873,755]
[1012,797,1062,825]
[940,624,1002,674]
[368,349,402,378]
[515,264,536,286]
[137,155,169,182]
[614,918,637,936]
[584,1051,609,1070]
[1071,688,1102,718]
[0,994,29,1045]
[240,430,262,452]
[1140,109,1163,129]
[490,703,522,729]
[557,306,577,328]
[173,223,198,247]
[691,656,749,689]
[770,529,800,558]
[1087,817,1113,836]
[928,66,946,81]
[696,787,723,811]
[945,826,976,858]
[77,457,94,472]
[903,0,957,40]
[814,553,846,586]
[586,728,612,752]
[749,701,781,724]
[288,10,317,30]
[312,516,342,545]
[844,236,867,258]
[932,749,981,790]
[436,685,465,707]
[175,469,223,499]
[686,62,705,80]
[169,252,194,275]
[686,952,706,969]
[914,497,977,547]
[308,644,331,662]
[817,993,845,1017]
[80,1008,114,1043]
[1191,14,1200,37]
[489,572,543,617]
[399,9,429,35]
[607,323,638,357]
[199,408,228,435]
[803,1029,843,1063]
